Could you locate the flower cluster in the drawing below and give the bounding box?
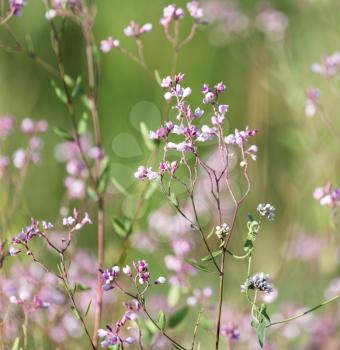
[100,37,120,53]
[135,74,256,180]
[55,135,104,199]
[165,238,195,287]
[100,266,120,291]
[134,165,159,181]
[9,210,91,256]
[311,52,340,76]
[133,259,151,285]
[305,87,320,117]
[255,4,289,42]
[221,322,240,341]
[98,299,141,347]
[215,223,230,240]
[0,116,48,179]
[257,203,276,221]
[240,273,274,294]
[160,4,184,26]
[124,21,152,37]
[313,183,340,208]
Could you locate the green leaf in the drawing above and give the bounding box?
[77,112,88,135]
[111,176,129,196]
[84,299,92,317]
[167,284,181,307]
[201,249,223,261]
[143,181,158,201]
[81,95,94,112]
[256,319,266,348]
[51,80,68,104]
[243,239,254,252]
[140,122,156,151]
[87,186,98,201]
[64,74,74,87]
[157,310,166,331]
[112,217,132,238]
[74,283,91,293]
[168,306,189,328]
[169,193,179,208]
[185,259,215,273]
[11,337,20,350]
[98,157,110,194]
[154,70,162,86]
[200,316,213,330]
[53,127,74,141]
[71,76,83,100]
[260,304,271,322]
[70,305,80,320]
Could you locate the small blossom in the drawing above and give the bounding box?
[160,4,184,27]
[311,52,340,76]
[45,9,57,20]
[124,21,153,37]
[62,216,76,226]
[161,76,173,88]
[100,37,120,53]
[257,203,276,221]
[155,276,166,284]
[305,87,320,117]
[133,260,150,285]
[187,1,203,20]
[122,265,132,277]
[42,221,54,230]
[194,107,204,118]
[10,0,26,16]
[215,82,226,94]
[100,266,120,291]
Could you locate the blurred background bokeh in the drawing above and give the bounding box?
[1,0,340,349]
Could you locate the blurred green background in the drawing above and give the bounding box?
[1,0,340,348]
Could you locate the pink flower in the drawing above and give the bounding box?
[187,1,203,20]
[100,37,120,53]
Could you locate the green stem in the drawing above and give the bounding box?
[267,294,340,328]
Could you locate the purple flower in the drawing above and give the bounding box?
[10,0,26,16]
[134,165,159,181]
[221,322,240,341]
[215,82,226,94]
[0,116,15,139]
[133,260,151,285]
[311,52,340,76]
[305,87,320,117]
[100,266,120,291]
[313,183,340,207]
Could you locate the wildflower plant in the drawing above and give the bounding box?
[0,1,340,350]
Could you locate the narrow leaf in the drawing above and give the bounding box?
[201,249,223,261]
[53,127,74,141]
[157,310,166,331]
[168,306,189,328]
[185,259,215,273]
